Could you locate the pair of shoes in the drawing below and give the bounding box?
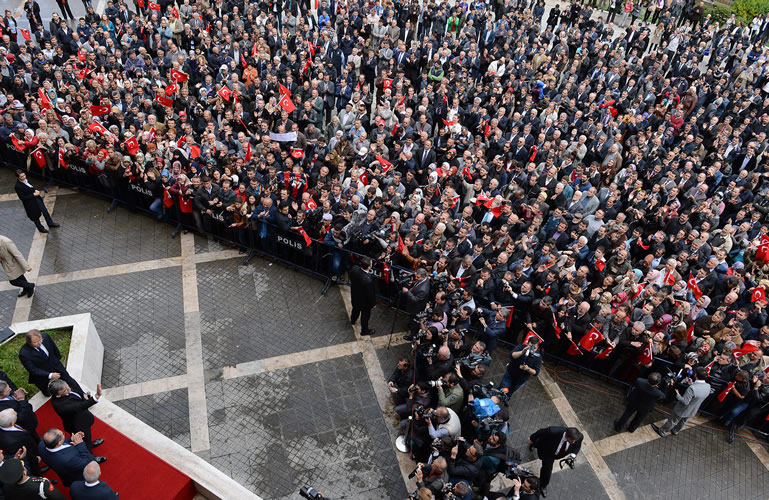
[651,423,666,437]
[94,456,107,464]
[18,289,27,297]
[92,438,105,448]
[360,329,376,336]
[48,223,60,228]
[540,487,547,498]
[613,419,623,432]
[627,427,637,433]
[25,285,35,298]
[727,424,736,444]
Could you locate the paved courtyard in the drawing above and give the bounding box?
[0,180,768,499]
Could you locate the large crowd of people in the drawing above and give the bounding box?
[3,0,769,496]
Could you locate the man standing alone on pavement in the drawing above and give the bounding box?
[349,257,377,336]
[0,235,35,298]
[653,367,711,437]
[614,372,667,433]
[14,170,59,234]
[527,426,583,497]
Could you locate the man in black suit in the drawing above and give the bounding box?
[414,139,437,181]
[402,268,431,338]
[48,379,105,453]
[18,330,83,397]
[614,372,667,433]
[38,429,102,487]
[349,257,377,336]
[0,408,42,475]
[14,170,59,234]
[70,461,119,499]
[0,381,38,437]
[527,426,583,497]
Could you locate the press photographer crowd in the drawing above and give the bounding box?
[3,0,769,495]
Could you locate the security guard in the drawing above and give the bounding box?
[0,458,65,500]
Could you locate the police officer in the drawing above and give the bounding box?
[0,458,65,500]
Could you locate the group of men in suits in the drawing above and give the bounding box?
[0,330,116,498]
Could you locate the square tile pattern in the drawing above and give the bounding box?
[28,267,187,387]
[205,354,408,500]
[39,195,181,275]
[113,389,191,449]
[196,258,355,369]
[0,201,36,259]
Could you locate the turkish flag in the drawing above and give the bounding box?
[189,145,201,158]
[462,166,473,180]
[90,105,110,116]
[687,273,703,299]
[596,343,615,360]
[148,1,161,10]
[306,198,317,210]
[567,340,582,356]
[579,327,604,351]
[442,119,455,126]
[279,93,296,113]
[163,187,174,208]
[376,156,392,174]
[137,0,144,6]
[752,287,766,303]
[170,69,188,82]
[297,227,312,246]
[77,67,93,81]
[552,312,562,339]
[397,234,406,254]
[302,58,312,76]
[450,194,461,209]
[631,283,646,300]
[148,127,155,142]
[476,195,493,207]
[637,342,653,365]
[490,205,504,218]
[218,86,232,102]
[687,323,695,343]
[38,88,53,110]
[664,272,676,286]
[58,148,68,169]
[529,145,538,162]
[359,172,369,185]
[241,54,247,69]
[596,259,606,272]
[172,7,179,18]
[717,382,736,402]
[279,83,291,97]
[31,148,47,168]
[88,121,108,136]
[244,142,252,163]
[383,78,392,90]
[165,81,178,96]
[382,262,391,284]
[124,136,140,156]
[704,360,716,377]
[155,94,173,107]
[19,28,31,40]
[308,41,315,56]
[484,124,491,138]
[733,343,759,358]
[523,330,544,345]
[179,194,193,213]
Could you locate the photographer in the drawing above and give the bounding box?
[488,476,541,500]
[413,457,448,498]
[500,337,542,394]
[396,381,433,423]
[404,269,432,336]
[447,439,483,485]
[435,374,465,415]
[477,303,510,353]
[388,357,414,406]
[425,406,462,441]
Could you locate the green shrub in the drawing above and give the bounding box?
[706,2,733,23]
[731,0,769,22]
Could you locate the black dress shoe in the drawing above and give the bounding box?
[92,438,105,447]
[727,424,735,444]
[403,335,414,341]
[613,419,622,432]
[37,227,49,234]
[540,487,547,498]
[26,285,35,298]
[18,290,27,297]
[95,456,107,464]
[360,329,375,336]
[48,223,60,228]
[651,423,665,437]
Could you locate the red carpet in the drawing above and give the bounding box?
[34,400,197,500]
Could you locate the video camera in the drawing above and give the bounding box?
[472,382,511,403]
[430,274,449,291]
[559,453,577,470]
[505,462,536,481]
[414,405,437,420]
[477,417,506,440]
[457,352,491,370]
[415,307,433,320]
[299,486,324,499]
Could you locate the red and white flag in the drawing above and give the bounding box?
[306,198,317,210]
[596,343,615,360]
[686,323,695,343]
[717,382,736,402]
[297,227,312,246]
[58,148,68,169]
[31,148,46,168]
[90,104,110,116]
[155,94,173,107]
[124,136,140,156]
[567,340,582,356]
[523,330,544,345]
[165,81,178,96]
[244,142,252,163]
[279,93,296,113]
[148,1,161,10]
[579,327,604,351]
[88,121,108,136]
[19,28,31,40]
[733,343,759,358]
[687,272,702,299]
[752,287,766,303]
[552,312,562,339]
[170,69,188,82]
[637,342,653,365]
[376,156,392,174]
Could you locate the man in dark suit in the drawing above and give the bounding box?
[614,372,667,433]
[14,170,59,233]
[49,379,104,453]
[38,428,103,487]
[349,257,377,336]
[70,461,119,499]
[0,381,38,437]
[402,268,431,338]
[527,426,583,497]
[18,330,83,397]
[0,408,42,475]
[414,139,437,180]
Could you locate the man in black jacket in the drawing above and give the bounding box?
[403,268,431,338]
[48,379,105,455]
[18,330,83,397]
[0,408,42,475]
[447,439,483,485]
[614,372,667,433]
[527,426,583,497]
[0,380,38,437]
[14,170,59,233]
[349,257,377,336]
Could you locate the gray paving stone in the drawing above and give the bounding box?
[196,258,355,369]
[0,290,18,331]
[0,201,36,259]
[205,354,408,500]
[113,389,191,449]
[27,267,187,387]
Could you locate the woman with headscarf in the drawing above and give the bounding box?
[690,295,711,320]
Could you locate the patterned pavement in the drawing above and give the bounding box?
[1,178,769,499]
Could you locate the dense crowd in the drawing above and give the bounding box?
[3,0,769,496]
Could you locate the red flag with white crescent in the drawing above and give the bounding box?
[306,198,317,210]
[637,342,653,365]
[686,323,695,343]
[170,69,188,82]
[31,148,46,168]
[124,136,140,156]
[165,81,178,96]
[155,94,173,107]
[297,227,312,246]
[148,1,161,10]
[579,327,604,351]
[376,156,392,174]
[717,382,736,402]
[19,28,31,40]
[567,340,582,356]
[58,148,68,169]
[163,187,174,208]
[88,121,108,136]
[596,343,615,360]
[687,273,702,299]
[90,105,110,116]
[279,93,296,113]
[244,142,252,163]
[523,330,543,345]
[752,287,766,303]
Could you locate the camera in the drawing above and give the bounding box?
[396,273,413,288]
[505,463,536,481]
[407,463,424,479]
[299,486,324,499]
[415,405,436,420]
[428,379,443,388]
[472,382,511,402]
[415,307,433,320]
[457,352,491,370]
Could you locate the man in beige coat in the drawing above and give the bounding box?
[0,236,34,298]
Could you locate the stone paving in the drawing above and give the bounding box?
[1,180,768,500]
